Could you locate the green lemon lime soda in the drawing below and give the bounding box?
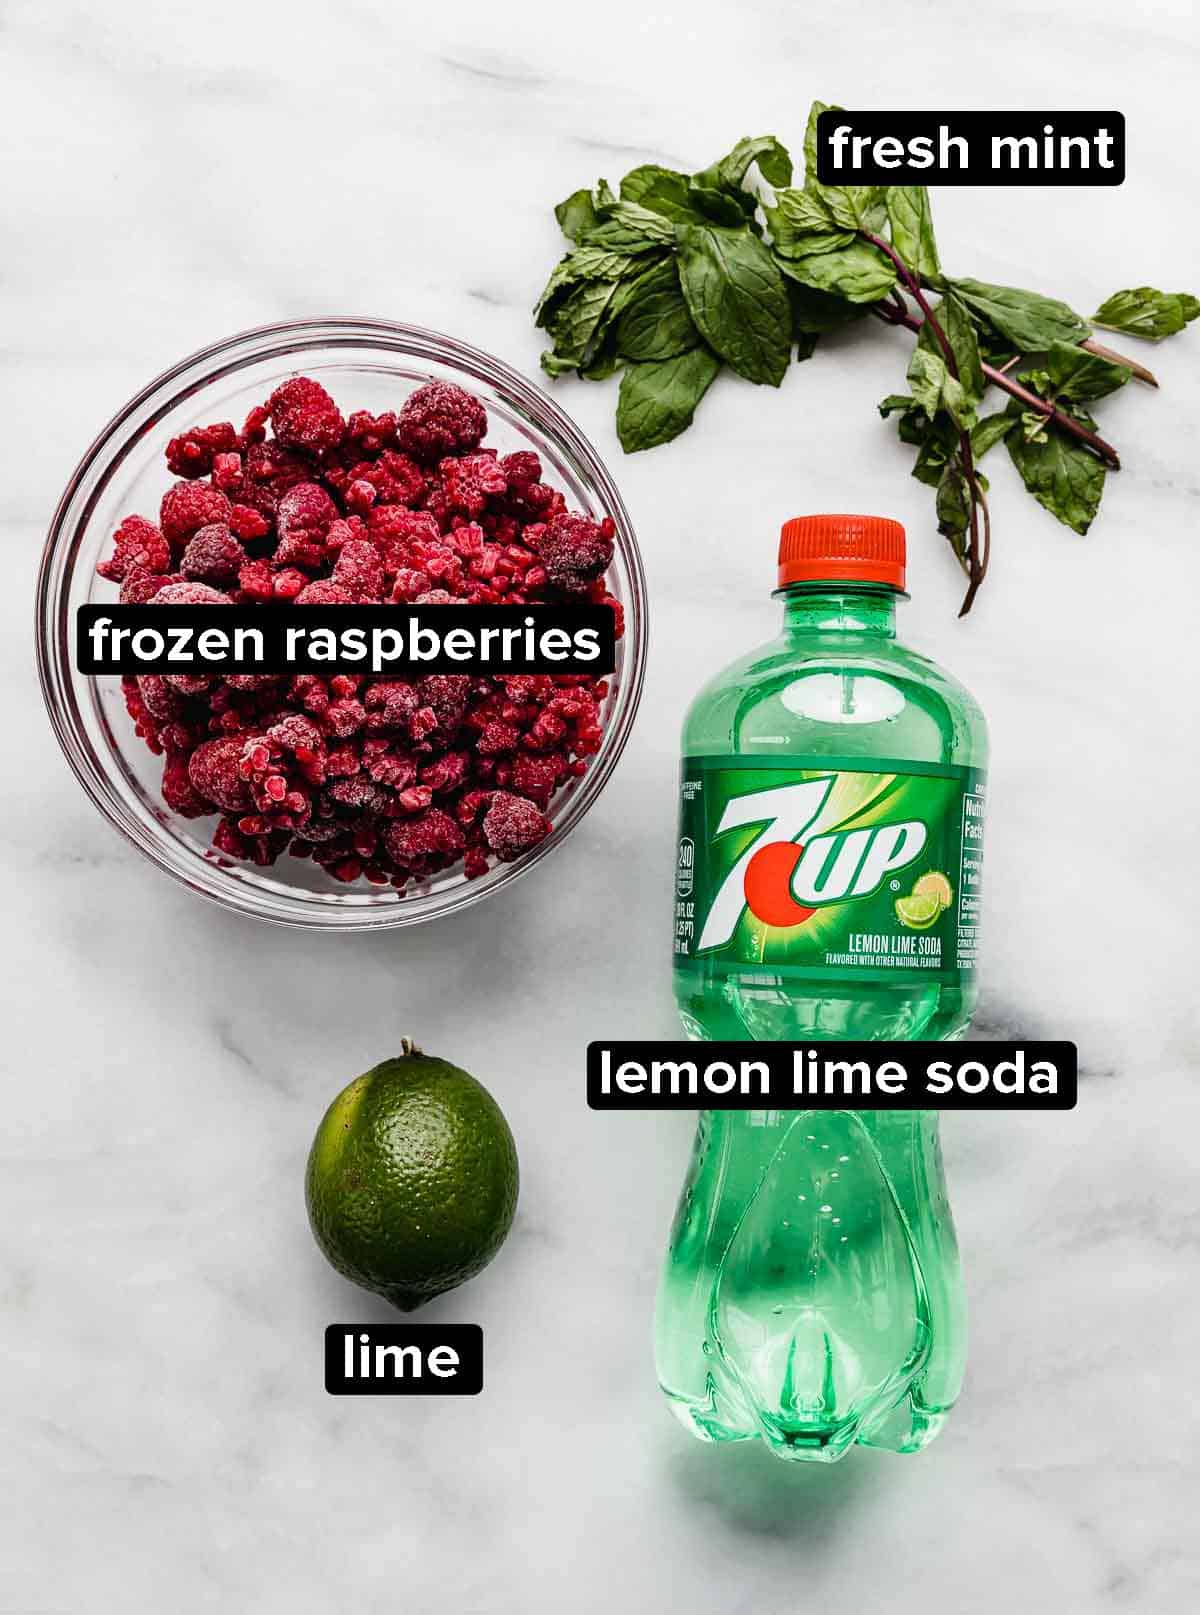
[660,514,987,1462]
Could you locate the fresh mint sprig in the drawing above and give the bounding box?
[532,101,1197,615]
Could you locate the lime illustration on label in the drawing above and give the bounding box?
[674,757,984,984]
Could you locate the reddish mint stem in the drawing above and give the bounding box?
[871,298,1122,470]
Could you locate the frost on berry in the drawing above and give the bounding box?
[529,512,615,593]
[438,451,507,517]
[331,539,384,602]
[268,377,345,455]
[153,581,232,605]
[274,482,339,569]
[97,516,170,583]
[396,381,487,462]
[180,524,246,585]
[188,737,253,812]
[482,792,552,860]
[382,808,465,870]
[159,481,233,550]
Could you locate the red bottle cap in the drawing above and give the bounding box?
[778,514,906,591]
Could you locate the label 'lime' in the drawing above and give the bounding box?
[305,1043,519,1311]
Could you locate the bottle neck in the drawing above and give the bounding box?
[777,584,899,639]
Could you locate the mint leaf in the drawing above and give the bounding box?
[616,347,722,451]
[777,240,896,303]
[615,260,700,360]
[1092,286,1200,341]
[919,291,984,409]
[795,331,819,363]
[1039,341,1130,402]
[764,188,854,259]
[970,411,1015,459]
[802,100,834,184]
[694,134,793,191]
[687,183,757,229]
[886,187,940,279]
[555,190,598,243]
[819,184,887,233]
[544,277,624,369]
[676,225,792,386]
[619,165,693,217]
[581,201,678,252]
[947,278,1089,350]
[1007,406,1106,534]
[935,462,972,564]
[533,244,642,324]
[787,279,867,334]
[907,347,974,431]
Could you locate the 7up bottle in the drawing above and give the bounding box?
[659,514,987,1462]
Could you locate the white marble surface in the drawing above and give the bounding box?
[5,1,1200,1609]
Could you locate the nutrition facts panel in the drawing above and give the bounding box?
[957,778,986,972]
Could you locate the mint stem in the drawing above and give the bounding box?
[863,233,988,614]
[871,299,1122,470]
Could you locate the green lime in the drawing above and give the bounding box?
[305,1042,519,1311]
[912,871,953,911]
[895,893,941,930]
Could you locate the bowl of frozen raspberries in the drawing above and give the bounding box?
[37,319,646,928]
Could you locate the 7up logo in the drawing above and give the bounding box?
[696,777,927,952]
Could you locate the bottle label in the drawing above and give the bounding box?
[674,756,985,984]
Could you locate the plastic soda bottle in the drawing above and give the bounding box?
[659,514,987,1461]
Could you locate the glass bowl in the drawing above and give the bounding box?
[37,318,647,930]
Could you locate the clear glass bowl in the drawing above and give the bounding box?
[37,318,647,930]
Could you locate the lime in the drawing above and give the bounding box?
[912,871,953,911]
[895,894,941,929]
[305,1042,519,1311]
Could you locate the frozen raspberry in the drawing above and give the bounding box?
[382,809,465,868]
[153,581,231,605]
[500,451,542,487]
[511,752,562,805]
[272,568,307,601]
[438,451,507,517]
[477,721,520,756]
[136,674,181,722]
[165,422,239,478]
[97,515,171,583]
[160,481,233,550]
[188,737,253,813]
[229,504,272,543]
[482,792,551,860]
[324,698,366,739]
[120,567,181,604]
[345,451,426,508]
[417,674,471,733]
[211,451,243,491]
[419,751,469,793]
[364,681,419,732]
[180,524,246,585]
[529,512,614,593]
[268,377,345,455]
[161,755,209,817]
[236,559,274,601]
[274,482,338,568]
[294,580,352,605]
[331,540,384,602]
[396,382,487,463]
[345,409,398,454]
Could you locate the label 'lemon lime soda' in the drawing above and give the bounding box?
[659,514,987,1462]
